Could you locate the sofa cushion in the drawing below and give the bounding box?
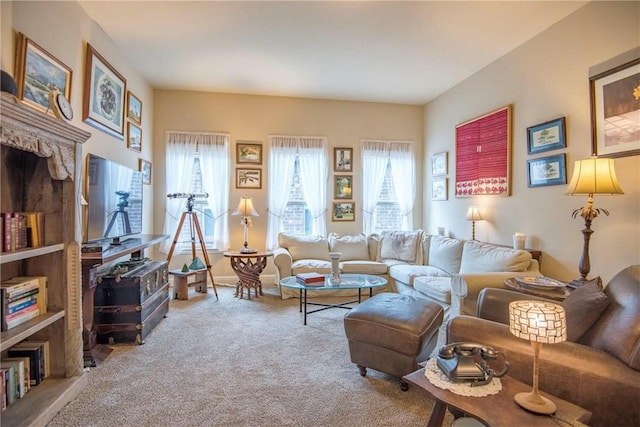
[459,240,532,274]
[389,264,450,286]
[328,233,370,261]
[562,281,609,342]
[377,230,423,264]
[291,259,331,274]
[421,234,432,265]
[428,236,464,275]
[413,276,452,305]
[341,260,388,275]
[279,233,330,262]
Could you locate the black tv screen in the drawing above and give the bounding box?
[84,154,143,244]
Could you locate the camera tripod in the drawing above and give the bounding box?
[166,197,218,300]
[105,191,132,238]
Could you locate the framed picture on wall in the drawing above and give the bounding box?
[334,147,353,172]
[139,159,152,185]
[431,177,447,201]
[83,43,127,139]
[236,168,262,189]
[431,151,448,176]
[127,122,142,152]
[237,142,262,164]
[526,154,567,188]
[332,202,355,221]
[15,33,72,115]
[589,55,640,158]
[527,117,566,154]
[127,91,142,125]
[334,175,353,199]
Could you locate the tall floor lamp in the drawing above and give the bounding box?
[232,196,259,254]
[566,158,623,286]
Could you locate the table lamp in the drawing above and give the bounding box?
[566,157,623,286]
[465,206,483,240]
[232,196,259,254]
[509,300,567,414]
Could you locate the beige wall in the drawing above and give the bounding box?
[2,1,156,240]
[423,1,640,284]
[153,91,424,276]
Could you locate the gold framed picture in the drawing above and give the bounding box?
[332,202,355,222]
[237,142,262,164]
[236,168,262,189]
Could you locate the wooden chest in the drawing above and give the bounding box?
[94,260,169,345]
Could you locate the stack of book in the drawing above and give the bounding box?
[0,276,47,331]
[1,212,44,253]
[1,340,50,410]
[295,272,326,287]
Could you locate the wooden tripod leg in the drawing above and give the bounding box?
[166,212,188,263]
[191,214,218,300]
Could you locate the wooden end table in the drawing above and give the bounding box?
[223,251,272,299]
[403,367,591,427]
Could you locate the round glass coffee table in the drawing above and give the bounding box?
[279,274,388,325]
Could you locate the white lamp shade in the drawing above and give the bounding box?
[566,158,624,195]
[509,300,567,344]
[465,206,483,221]
[233,196,258,217]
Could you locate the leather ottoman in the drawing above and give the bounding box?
[343,292,444,390]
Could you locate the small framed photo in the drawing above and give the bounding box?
[83,43,127,139]
[15,33,72,115]
[139,159,152,185]
[431,177,448,201]
[332,202,355,222]
[590,55,640,158]
[237,142,262,164]
[236,168,262,189]
[334,175,353,199]
[334,147,353,172]
[527,117,566,154]
[527,154,567,188]
[127,122,142,152]
[127,91,142,125]
[431,151,448,176]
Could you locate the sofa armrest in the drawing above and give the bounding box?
[450,266,541,317]
[272,247,292,281]
[447,316,640,427]
[476,288,552,324]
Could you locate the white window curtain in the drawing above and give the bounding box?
[361,140,389,235]
[388,141,416,230]
[266,135,328,249]
[160,131,230,253]
[199,134,231,250]
[361,139,415,234]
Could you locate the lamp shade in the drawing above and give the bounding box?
[566,158,624,196]
[232,196,258,217]
[509,300,567,344]
[465,206,483,221]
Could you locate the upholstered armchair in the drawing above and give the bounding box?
[447,265,640,427]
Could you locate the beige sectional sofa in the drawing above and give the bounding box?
[272,230,541,318]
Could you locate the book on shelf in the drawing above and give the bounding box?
[0,364,16,405]
[0,368,6,411]
[0,211,44,252]
[7,341,48,386]
[1,359,25,399]
[295,272,326,286]
[1,276,47,330]
[20,340,50,379]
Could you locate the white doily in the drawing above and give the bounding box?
[424,358,502,397]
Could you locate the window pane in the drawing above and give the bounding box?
[282,158,311,234]
[374,161,402,232]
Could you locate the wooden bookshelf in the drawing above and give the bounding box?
[1,92,91,425]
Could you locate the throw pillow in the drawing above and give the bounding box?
[378,230,422,263]
[562,281,609,342]
[328,233,370,261]
[278,233,330,262]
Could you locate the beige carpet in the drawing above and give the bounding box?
[48,284,453,427]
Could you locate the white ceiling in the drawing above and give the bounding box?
[78,1,587,105]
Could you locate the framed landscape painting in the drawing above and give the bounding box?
[332,202,355,221]
[334,175,353,199]
[127,91,142,125]
[15,33,72,115]
[527,154,566,188]
[237,142,262,164]
[334,147,353,172]
[127,123,142,152]
[527,117,566,154]
[236,168,262,189]
[139,159,152,185]
[83,43,127,139]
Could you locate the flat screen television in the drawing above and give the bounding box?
[84,153,143,245]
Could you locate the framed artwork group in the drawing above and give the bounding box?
[332,148,354,221]
[235,141,263,188]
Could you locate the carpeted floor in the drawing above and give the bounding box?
[48,284,453,427]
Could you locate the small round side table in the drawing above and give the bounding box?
[223,251,273,299]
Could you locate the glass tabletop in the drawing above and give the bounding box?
[279,273,387,290]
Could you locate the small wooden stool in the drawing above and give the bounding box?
[169,269,208,300]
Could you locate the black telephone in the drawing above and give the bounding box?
[436,342,509,386]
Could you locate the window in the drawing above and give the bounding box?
[266,136,328,249]
[361,140,415,235]
[161,132,230,254]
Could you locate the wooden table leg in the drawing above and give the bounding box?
[427,401,447,427]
